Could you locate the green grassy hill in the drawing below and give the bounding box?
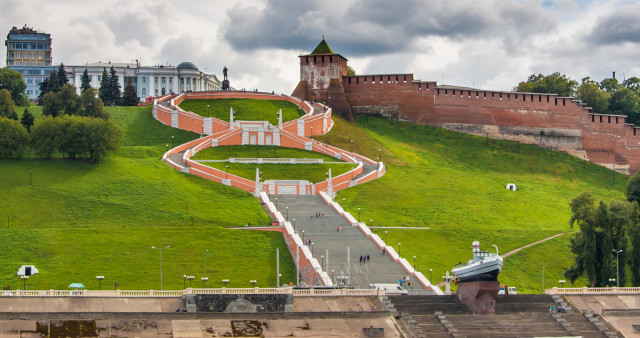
[316,116,626,293]
[178,98,304,125]
[0,106,293,290]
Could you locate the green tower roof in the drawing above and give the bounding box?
[310,37,335,55]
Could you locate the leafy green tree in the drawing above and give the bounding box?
[629,204,640,286]
[623,77,640,94]
[108,66,121,106]
[600,77,620,93]
[20,106,34,132]
[57,84,82,116]
[30,116,62,158]
[81,88,109,119]
[610,87,639,123]
[566,192,633,286]
[627,171,640,205]
[121,82,139,106]
[37,77,50,104]
[0,117,29,158]
[346,66,356,76]
[80,69,91,92]
[41,92,62,117]
[577,77,610,114]
[0,67,27,105]
[515,72,578,97]
[0,88,17,119]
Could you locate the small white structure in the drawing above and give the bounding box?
[506,183,517,191]
[17,265,39,276]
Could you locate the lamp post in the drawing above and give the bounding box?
[21,275,28,290]
[413,256,416,271]
[321,255,324,270]
[310,126,313,136]
[370,219,373,227]
[311,242,314,256]
[430,269,433,281]
[207,104,210,117]
[278,273,282,287]
[275,197,278,208]
[187,275,195,287]
[609,278,616,287]
[302,230,305,243]
[293,218,296,232]
[559,280,565,288]
[151,245,170,290]
[171,135,174,149]
[357,208,361,221]
[350,139,353,154]
[222,279,229,287]
[378,148,381,163]
[183,274,186,289]
[96,276,104,290]
[542,266,545,293]
[286,207,289,221]
[204,249,209,279]
[613,249,623,287]
[250,280,257,287]
[201,277,208,288]
[225,165,229,179]
[385,231,388,243]
[398,243,401,256]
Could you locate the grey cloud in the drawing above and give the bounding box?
[221,0,557,56]
[100,11,157,47]
[589,3,640,45]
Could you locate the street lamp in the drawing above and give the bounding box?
[207,104,210,117]
[559,280,565,288]
[430,269,433,281]
[278,273,282,287]
[250,280,257,287]
[385,231,388,243]
[222,279,229,287]
[302,230,305,243]
[183,274,186,289]
[201,277,208,288]
[286,206,289,221]
[358,208,361,221]
[609,278,616,287]
[542,266,545,293]
[204,249,209,279]
[293,218,296,232]
[350,139,353,153]
[21,275,28,290]
[378,148,381,163]
[370,219,373,227]
[321,255,324,269]
[171,135,174,149]
[96,276,104,290]
[613,249,623,287]
[151,245,170,290]
[311,242,315,255]
[398,243,401,256]
[225,165,229,179]
[275,197,278,208]
[187,275,195,287]
[413,256,416,271]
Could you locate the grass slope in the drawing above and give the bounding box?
[0,106,293,290]
[318,116,626,293]
[179,98,304,125]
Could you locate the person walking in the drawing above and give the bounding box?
[359,255,363,264]
[367,254,370,262]
[382,247,386,255]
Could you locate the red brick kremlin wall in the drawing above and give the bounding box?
[339,73,640,174]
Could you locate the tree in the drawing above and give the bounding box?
[30,116,62,158]
[610,87,639,123]
[0,88,17,120]
[600,77,620,93]
[515,72,578,97]
[121,82,139,106]
[57,64,68,86]
[80,69,91,92]
[627,171,640,205]
[623,77,640,94]
[0,67,27,105]
[20,106,34,132]
[56,84,82,116]
[99,68,109,104]
[0,117,29,158]
[81,88,109,119]
[41,92,62,117]
[346,66,356,76]
[629,204,640,286]
[577,77,610,114]
[107,66,121,106]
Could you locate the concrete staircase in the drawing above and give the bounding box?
[385,294,619,337]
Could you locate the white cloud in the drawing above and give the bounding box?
[0,0,639,95]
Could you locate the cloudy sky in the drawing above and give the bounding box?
[2,0,639,94]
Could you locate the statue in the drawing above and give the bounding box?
[222,66,230,90]
[223,66,228,80]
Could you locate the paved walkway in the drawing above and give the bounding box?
[273,195,429,292]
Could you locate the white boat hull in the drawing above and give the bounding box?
[452,257,503,282]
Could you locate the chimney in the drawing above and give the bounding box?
[613,71,616,79]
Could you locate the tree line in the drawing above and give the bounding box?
[0,67,120,162]
[515,72,640,124]
[565,176,640,287]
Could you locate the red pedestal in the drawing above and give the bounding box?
[456,280,500,314]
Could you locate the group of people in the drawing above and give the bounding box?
[360,255,370,263]
[549,304,567,312]
[398,275,411,287]
[312,212,325,219]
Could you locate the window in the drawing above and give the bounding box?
[142,77,147,83]
[161,77,166,84]
[142,88,146,97]
[98,75,102,82]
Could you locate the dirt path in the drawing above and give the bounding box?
[435,232,570,288]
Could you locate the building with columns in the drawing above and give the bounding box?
[67,61,221,100]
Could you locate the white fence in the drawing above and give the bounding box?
[0,287,383,297]
[546,287,640,295]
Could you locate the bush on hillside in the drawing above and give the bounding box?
[0,117,29,158]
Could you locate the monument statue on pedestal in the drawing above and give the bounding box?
[222,66,230,90]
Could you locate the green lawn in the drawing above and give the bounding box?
[178,98,304,125]
[193,145,342,162]
[321,116,627,293]
[0,106,294,290]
